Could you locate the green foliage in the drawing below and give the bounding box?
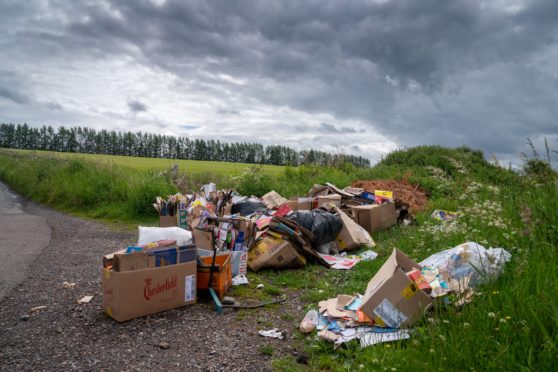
[259,345,274,356]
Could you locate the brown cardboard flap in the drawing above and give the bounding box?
[334,207,375,251]
[159,215,177,227]
[193,228,214,250]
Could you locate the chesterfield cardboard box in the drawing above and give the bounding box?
[102,261,196,322]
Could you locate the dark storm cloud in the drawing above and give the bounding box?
[319,123,359,134]
[0,87,30,104]
[1,0,558,163]
[127,100,147,112]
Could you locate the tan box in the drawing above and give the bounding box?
[350,202,397,232]
[247,236,306,272]
[360,249,433,328]
[102,261,197,322]
[159,215,177,227]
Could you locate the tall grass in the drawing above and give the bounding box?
[0,151,176,223]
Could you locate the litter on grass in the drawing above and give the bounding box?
[304,242,512,349]
[258,328,287,340]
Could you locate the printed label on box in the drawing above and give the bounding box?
[373,298,408,328]
[185,274,196,301]
[401,282,418,300]
[374,190,393,199]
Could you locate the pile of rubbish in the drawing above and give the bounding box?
[152,182,407,274]
[100,181,406,322]
[352,179,428,218]
[300,242,511,349]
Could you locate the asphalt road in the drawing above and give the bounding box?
[0,182,51,299]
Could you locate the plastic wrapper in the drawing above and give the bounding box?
[420,241,511,287]
[137,226,193,246]
[299,310,318,334]
[287,210,343,248]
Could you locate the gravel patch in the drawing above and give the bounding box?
[0,199,306,371]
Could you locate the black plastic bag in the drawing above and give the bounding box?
[288,209,342,248]
[231,199,267,216]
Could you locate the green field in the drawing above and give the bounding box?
[1,148,285,176]
[0,145,556,371]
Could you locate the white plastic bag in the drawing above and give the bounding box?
[420,241,511,286]
[137,226,193,247]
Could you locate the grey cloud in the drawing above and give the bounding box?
[127,100,147,112]
[319,123,359,134]
[1,0,558,164]
[216,108,241,116]
[0,86,31,104]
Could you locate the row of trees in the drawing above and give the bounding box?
[0,123,370,167]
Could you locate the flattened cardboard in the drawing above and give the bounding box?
[334,207,375,251]
[261,190,287,209]
[102,261,196,322]
[360,249,433,328]
[350,202,397,232]
[159,215,177,227]
[317,194,342,208]
[247,237,306,272]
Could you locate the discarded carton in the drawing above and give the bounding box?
[317,194,342,208]
[261,190,288,209]
[350,202,397,233]
[193,228,214,250]
[159,215,177,227]
[102,261,197,322]
[360,249,433,328]
[334,207,375,251]
[197,250,232,300]
[247,236,306,271]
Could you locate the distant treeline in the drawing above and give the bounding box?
[0,123,370,168]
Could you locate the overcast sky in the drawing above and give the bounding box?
[1,0,557,166]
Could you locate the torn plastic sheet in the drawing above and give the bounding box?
[258,328,286,340]
[232,274,249,286]
[359,329,411,348]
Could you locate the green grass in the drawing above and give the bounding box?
[1,148,284,175]
[1,145,556,371]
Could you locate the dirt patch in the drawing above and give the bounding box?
[351,179,428,217]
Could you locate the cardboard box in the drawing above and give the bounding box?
[350,202,397,232]
[334,207,375,251]
[193,228,214,250]
[159,215,177,227]
[114,246,197,272]
[248,236,306,272]
[317,194,342,208]
[102,261,197,322]
[360,249,433,328]
[297,197,313,211]
[197,250,232,300]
